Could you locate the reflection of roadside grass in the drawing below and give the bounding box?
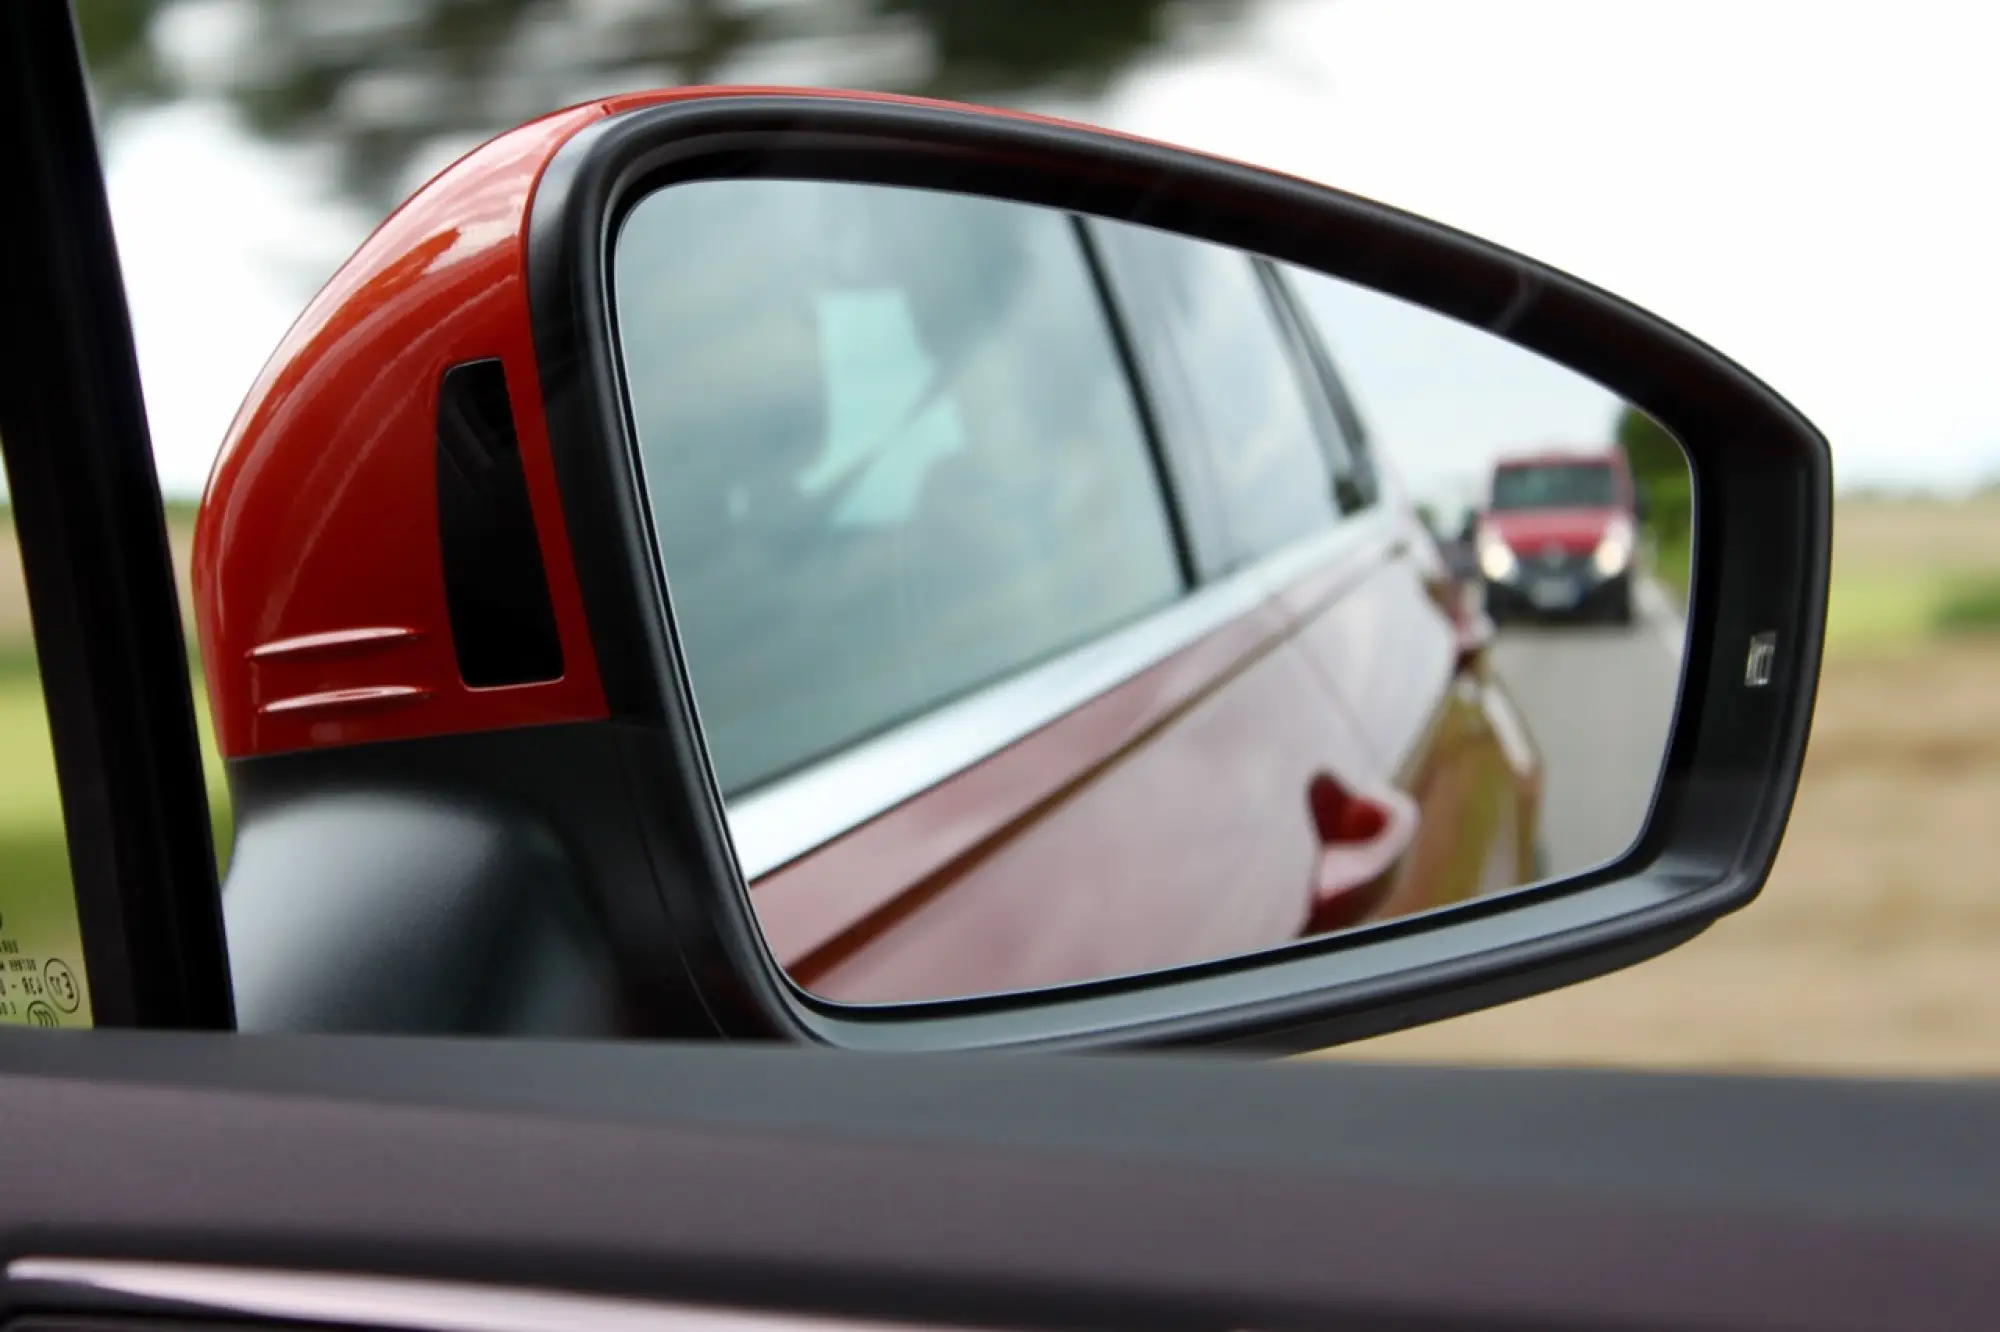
[1648,530,1692,609]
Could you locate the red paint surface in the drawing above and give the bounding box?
[1483,509,1622,556]
[1482,448,1635,557]
[753,599,1294,974]
[1303,772,1417,936]
[196,85,1292,758]
[760,532,1537,1004]
[195,99,615,757]
[792,639,1368,1002]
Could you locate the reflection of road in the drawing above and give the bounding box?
[1490,581,1685,880]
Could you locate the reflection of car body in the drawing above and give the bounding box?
[1477,449,1638,624]
[621,208,1550,1003]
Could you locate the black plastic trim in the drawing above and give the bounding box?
[436,359,565,689]
[522,94,1829,1054]
[1257,262,1383,511]
[225,723,730,1039]
[1079,216,1245,584]
[0,0,231,1028]
[1249,257,1371,516]
[1068,215,1197,591]
[0,1036,1995,1332]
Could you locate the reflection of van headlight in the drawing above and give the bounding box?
[1478,530,1518,581]
[1593,517,1635,577]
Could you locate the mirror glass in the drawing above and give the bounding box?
[612,178,1693,1004]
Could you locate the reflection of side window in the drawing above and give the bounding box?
[1091,223,1341,569]
[615,181,1185,796]
[798,288,968,529]
[1262,266,1380,512]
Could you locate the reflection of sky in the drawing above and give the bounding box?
[800,290,968,526]
[1289,268,1626,516]
[614,178,1183,794]
[103,0,2000,497]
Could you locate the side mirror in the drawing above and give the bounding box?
[199,90,1828,1052]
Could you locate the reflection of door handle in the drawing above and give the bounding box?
[1303,773,1421,936]
[1423,573,1494,675]
[1453,599,1497,674]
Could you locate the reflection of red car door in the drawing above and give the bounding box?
[756,594,1390,1002]
[1266,271,1543,914]
[749,224,1417,1004]
[1285,529,1538,917]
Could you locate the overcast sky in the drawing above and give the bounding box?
[104,0,2000,498]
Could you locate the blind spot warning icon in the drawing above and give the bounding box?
[1745,632,1778,688]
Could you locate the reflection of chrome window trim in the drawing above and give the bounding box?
[727,515,1391,881]
[7,1259,961,1332]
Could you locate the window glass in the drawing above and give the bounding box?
[1267,269,1381,511]
[0,492,227,1030]
[0,507,89,1027]
[1492,462,1619,511]
[1095,225,1340,564]
[615,180,1185,796]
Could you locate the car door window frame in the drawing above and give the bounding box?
[1078,217,1240,585]
[0,1,231,1030]
[1261,264,1383,511]
[1070,216,1200,590]
[1086,219,1373,582]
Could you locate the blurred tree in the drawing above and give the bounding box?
[1616,406,1690,513]
[74,0,167,110]
[1616,404,1694,598]
[78,0,1249,210]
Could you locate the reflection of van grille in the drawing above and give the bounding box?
[1534,549,1590,579]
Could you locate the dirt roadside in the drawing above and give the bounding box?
[1330,640,2000,1074]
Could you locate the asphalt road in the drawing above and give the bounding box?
[1489,580,1687,880]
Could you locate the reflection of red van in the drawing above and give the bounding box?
[1477,449,1637,624]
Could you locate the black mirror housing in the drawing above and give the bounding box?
[208,90,1826,1052]
[520,94,1829,1053]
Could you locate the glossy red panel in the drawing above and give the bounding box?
[1484,509,1619,556]
[194,99,616,757]
[1295,533,1541,917]
[751,550,1417,1001]
[755,529,1544,1002]
[196,85,1286,758]
[1288,550,1457,781]
[752,600,1293,972]
[795,639,1368,1002]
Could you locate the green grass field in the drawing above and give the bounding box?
[1823,495,2000,655]
[1649,527,1692,608]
